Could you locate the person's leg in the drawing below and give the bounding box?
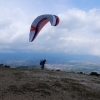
[41,65,43,70]
[42,65,44,70]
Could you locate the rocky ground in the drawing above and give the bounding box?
[0,67,100,100]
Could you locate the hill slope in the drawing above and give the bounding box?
[0,68,100,100]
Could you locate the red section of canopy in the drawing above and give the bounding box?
[55,16,60,26]
[38,18,49,33]
[30,26,36,31]
[29,14,60,42]
[32,18,49,41]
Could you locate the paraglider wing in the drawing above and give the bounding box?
[29,14,60,42]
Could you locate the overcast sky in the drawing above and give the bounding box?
[0,0,100,56]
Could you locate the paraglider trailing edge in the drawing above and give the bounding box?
[29,14,60,42]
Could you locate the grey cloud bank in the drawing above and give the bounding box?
[0,6,100,55]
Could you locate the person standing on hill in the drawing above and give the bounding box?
[40,59,46,70]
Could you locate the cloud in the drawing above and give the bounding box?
[34,8,100,55]
[0,1,100,56]
[56,8,100,55]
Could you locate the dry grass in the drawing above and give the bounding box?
[0,67,100,100]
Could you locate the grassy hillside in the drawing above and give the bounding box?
[0,67,100,100]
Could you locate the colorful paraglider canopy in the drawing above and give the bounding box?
[29,14,60,42]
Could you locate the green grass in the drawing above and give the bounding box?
[40,90,51,96]
[91,80,100,84]
[7,85,23,94]
[21,83,35,92]
[61,78,100,99]
[7,82,51,96]
[13,72,24,80]
[35,82,51,96]
[53,80,62,87]
[61,78,69,83]
[37,83,50,90]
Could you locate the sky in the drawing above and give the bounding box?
[0,0,100,56]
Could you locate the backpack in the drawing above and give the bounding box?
[40,60,43,65]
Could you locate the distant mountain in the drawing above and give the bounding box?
[0,52,100,66]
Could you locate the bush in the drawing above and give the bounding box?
[90,72,100,76]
